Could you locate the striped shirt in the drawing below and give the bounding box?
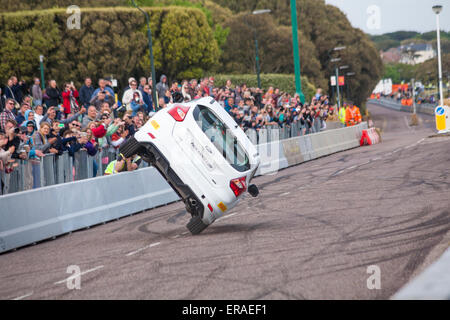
[0,109,16,132]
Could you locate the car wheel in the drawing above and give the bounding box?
[119,137,140,158]
[186,215,209,235]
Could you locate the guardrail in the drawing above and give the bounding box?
[368,97,436,116]
[0,122,366,253]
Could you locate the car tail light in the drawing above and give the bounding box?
[168,105,190,122]
[230,176,247,197]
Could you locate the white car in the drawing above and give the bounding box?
[120,97,261,234]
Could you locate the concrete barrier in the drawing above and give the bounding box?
[0,122,367,253]
[0,167,179,253]
[255,122,367,176]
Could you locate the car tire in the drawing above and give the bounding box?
[186,215,208,235]
[119,137,140,158]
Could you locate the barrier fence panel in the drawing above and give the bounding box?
[1,120,363,196]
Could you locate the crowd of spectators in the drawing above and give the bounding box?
[0,74,336,184]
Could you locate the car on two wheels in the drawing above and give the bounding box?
[119,97,260,234]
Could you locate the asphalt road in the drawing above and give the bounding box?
[1,103,449,300]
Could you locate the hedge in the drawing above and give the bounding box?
[0,7,219,88]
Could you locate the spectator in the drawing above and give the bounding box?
[9,76,27,104]
[41,106,86,127]
[32,122,57,154]
[0,132,15,171]
[91,78,115,101]
[90,91,112,110]
[61,82,80,116]
[44,80,62,109]
[20,109,36,128]
[33,105,45,131]
[122,80,143,111]
[1,99,18,132]
[129,91,148,117]
[104,153,142,175]
[110,124,128,150]
[82,106,98,129]
[23,120,37,138]
[181,82,192,102]
[122,113,136,138]
[155,75,168,100]
[86,115,112,139]
[138,77,147,91]
[31,78,43,107]
[79,78,95,108]
[140,84,153,113]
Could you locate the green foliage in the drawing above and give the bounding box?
[0,7,219,88]
[0,0,126,12]
[209,0,383,107]
[371,30,450,53]
[212,74,316,102]
[414,53,450,85]
[383,63,417,84]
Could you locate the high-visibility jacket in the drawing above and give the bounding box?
[339,107,347,125]
[104,155,142,175]
[345,106,362,127]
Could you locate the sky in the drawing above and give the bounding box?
[325,0,450,35]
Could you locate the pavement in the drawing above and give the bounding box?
[0,103,449,300]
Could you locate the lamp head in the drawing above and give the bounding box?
[252,9,271,15]
[432,5,443,14]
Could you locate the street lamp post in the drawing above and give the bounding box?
[131,0,158,110]
[432,5,444,106]
[245,9,271,90]
[39,55,45,91]
[290,0,305,104]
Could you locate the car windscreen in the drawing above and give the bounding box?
[193,105,250,172]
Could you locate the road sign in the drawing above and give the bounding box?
[339,76,345,86]
[435,105,450,133]
[331,76,337,86]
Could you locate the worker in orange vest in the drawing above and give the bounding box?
[345,103,362,127]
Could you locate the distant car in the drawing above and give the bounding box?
[120,97,260,234]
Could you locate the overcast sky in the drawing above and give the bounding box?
[325,0,450,35]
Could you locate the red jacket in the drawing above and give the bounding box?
[91,124,107,138]
[62,89,79,114]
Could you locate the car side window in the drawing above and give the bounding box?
[193,105,250,172]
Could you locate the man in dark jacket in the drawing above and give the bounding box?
[44,80,62,108]
[79,78,95,108]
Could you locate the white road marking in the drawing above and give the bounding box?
[54,265,104,285]
[12,292,33,300]
[280,192,291,196]
[126,242,161,257]
[218,212,239,221]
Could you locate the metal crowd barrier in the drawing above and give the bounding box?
[0,148,125,196]
[1,119,330,196]
[245,119,328,145]
[368,97,437,116]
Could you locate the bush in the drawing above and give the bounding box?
[0,7,219,89]
[211,74,317,102]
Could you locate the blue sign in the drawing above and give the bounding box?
[436,107,445,116]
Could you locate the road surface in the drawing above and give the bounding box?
[1,103,449,300]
